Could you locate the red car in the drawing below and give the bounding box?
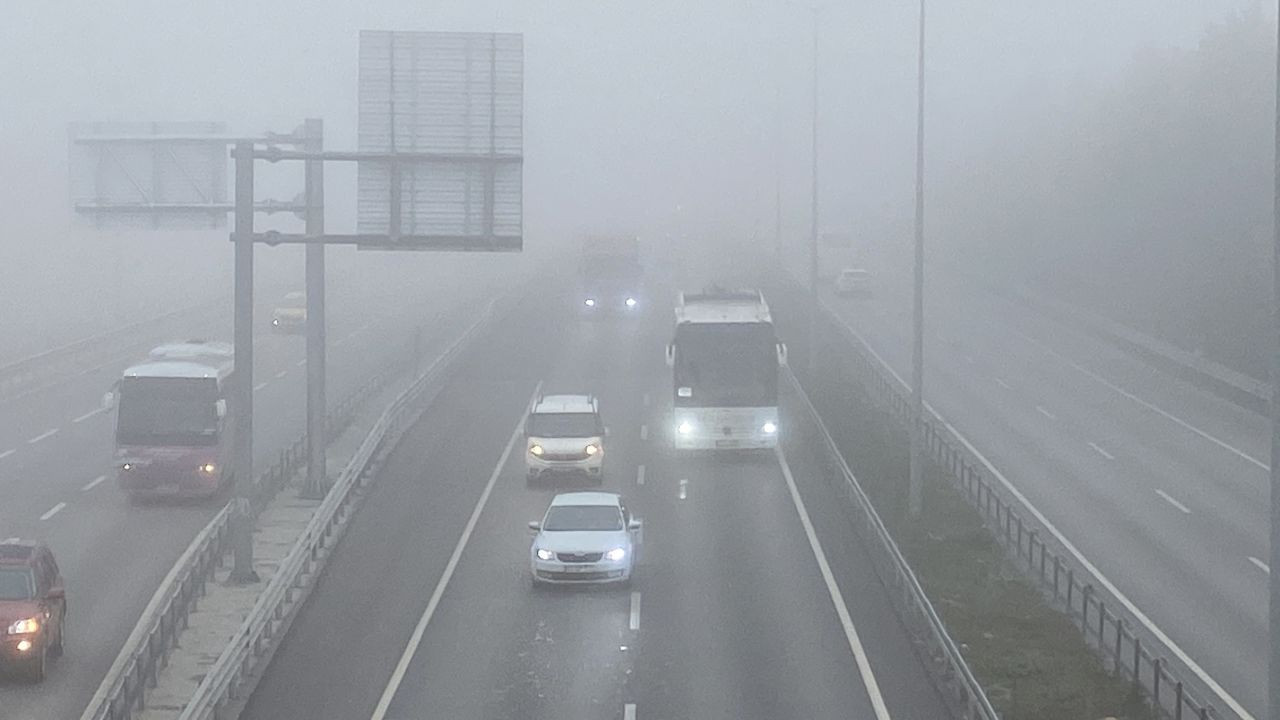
[0,540,66,682]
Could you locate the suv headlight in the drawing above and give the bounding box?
[584,298,596,307]
[529,444,544,457]
[605,548,626,562]
[7,617,39,635]
[536,548,554,561]
[625,297,638,307]
[198,463,217,474]
[584,443,600,456]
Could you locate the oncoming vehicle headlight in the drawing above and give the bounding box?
[198,463,217,474]
[536,548,554,561]
[584,298,596,307]
[7,617,39,635]
[272,318,280,326]
[677,421,694,436]
[122,463,133,471]
[584,443,600,456]
[605,547,626,562]
[16,639,32,652]
[625,297,638,308]
[762,422,778,435]
[529,444,545,457]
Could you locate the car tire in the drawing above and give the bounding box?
[49,616,64,658]
[23,646,47,683]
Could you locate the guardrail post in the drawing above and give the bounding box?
[1153,657,1163,706]
[1098,600,1106,651]
[1082,585,1092,638]
[1175,681,1184,720]
[1053,555,1061,598]
[1066,569,1075,614]
[1115,618,1124,676]
[1133,636,1142,688]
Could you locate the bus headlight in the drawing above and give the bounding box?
[625,297,638,308]
[584,443,600,456]
[584,298,596,307]
[762,422,777,434]
[677,421,694,436]
[198,463,217,474]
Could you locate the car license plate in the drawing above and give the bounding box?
[715,439,739,448]
[565,564,592,573]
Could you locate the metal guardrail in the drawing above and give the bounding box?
[77,308,471,720]
[780,367,999,720]
[176,299,500,720]
[0,301,220,403]
[813,297,1248,720]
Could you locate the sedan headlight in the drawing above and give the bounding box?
[536,548,555,561]
[584,443,600,456]
[677,421,694,435]
[529,444,544,457]
[7,617,39,635]
[625,297,638,308]
[762,422,777,434]
[605,547,626,562]
[198,463,217,474]
[584,298,596,307]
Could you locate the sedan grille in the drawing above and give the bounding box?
[556,551,603,563]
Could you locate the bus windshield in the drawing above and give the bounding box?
[116,377,220,447]
[673,322,778,407]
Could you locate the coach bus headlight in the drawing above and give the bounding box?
[198,463,217,475]
[625,297,638,308]
[677,421,694,436]
[584,298,596,308]
[762,422,777,435]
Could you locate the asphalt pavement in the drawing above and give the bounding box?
[0,267,511,720]
[242,281,949,720]
[821,265,1265,716]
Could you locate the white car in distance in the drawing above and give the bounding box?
[529,492,641,587]
[834,268,871,297]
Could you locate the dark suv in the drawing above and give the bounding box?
[0,539,66,682]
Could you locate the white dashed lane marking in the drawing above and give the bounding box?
[1249,556,1270,574]
[74,407,108,423]
[995,378,1012,390]
[0,449,14,460]
[636,465,646,486]
[678,478,687,500]
[40,503,66,521]
[1155,489,1191,515]
[253,382,269,392]
[296,359,307,367]
[28,428,59,444]
[1088,442,1115,461]
[275,370,288,379]
[82,475,107,492]
[629,592,641,631]
[1035,406,1056,421]
[639,424,648,441]
[624,704,636,720]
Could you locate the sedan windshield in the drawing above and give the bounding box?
[543,505,623,532]
[0,567,35,601]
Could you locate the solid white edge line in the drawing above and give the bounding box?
[28,428,59,444]
[829,308,1256,720]
[275,370,288,379]
[369,381,542,720]
[1087,442,1116,461]
[636,464,646,486]
[73,407,107,423]
[1009,325,1268,471]
[624,703,637,720]
[774,448,892,720]
[629,591,641,631]
[1155,489,1192,515]
[82,475,107,492]
[1249,556,1270,575]
[40,502,66,521]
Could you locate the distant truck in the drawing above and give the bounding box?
[104,341,235,501]
[577,235,644,315]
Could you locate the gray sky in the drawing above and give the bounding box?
[1,0,1256,250]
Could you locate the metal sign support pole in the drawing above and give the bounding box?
[230,141,259,583]
[302,119,328,499]
[807,6,820,378]
[1269,2,1280,716]
[908,0,927,520]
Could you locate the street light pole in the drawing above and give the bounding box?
[907,0,927,520]
[808,5,820,376]
[302,119,328,499]
[230,141,259,583]
[1268,3,1280,717]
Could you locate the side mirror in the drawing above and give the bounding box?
[527,521,541,533]
[215,399,227,419]
[102,391,116,411]
[46,587,65,601]
[665,344,675,367]
[628,519,643,531]
[777,343,789,366]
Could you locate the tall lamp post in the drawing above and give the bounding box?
[907,0,927,520]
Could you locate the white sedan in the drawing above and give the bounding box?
[528,492,641,587]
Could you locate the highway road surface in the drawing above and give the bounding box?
[817,265,1264,716]
[242,280,950,720]
[0,266,512,720]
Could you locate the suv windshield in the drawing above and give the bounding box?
[543,505,623,532]
[528,412,601,438]
[0,567,35,601]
